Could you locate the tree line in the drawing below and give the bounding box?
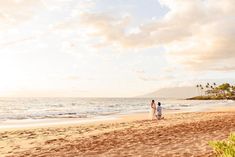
[190,83,235,100]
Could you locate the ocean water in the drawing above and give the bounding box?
[0,97,234,122]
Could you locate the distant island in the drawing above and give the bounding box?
[187,83,235,100]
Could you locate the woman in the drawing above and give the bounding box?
[149,100,156,120]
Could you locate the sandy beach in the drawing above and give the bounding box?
[1,0,234,156]
[0,106,235,157]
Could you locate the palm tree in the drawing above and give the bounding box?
[201,87,204,96]
[205,84,209,95]
[199,84,202,95]
[211,83,218,96]
[196,84,200,95]
[232,86,235,96]
[213,83,216,88]
[198,84,203,96]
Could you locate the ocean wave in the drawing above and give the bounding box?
[0,98,233,121]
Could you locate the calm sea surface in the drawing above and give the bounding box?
[0,97,234,121]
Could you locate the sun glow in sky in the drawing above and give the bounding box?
[0,0,234,97]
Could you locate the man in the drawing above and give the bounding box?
[156,102,162,120]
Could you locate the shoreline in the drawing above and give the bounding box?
[1,105,235,156]
[0,99,234,131]
[0,110,180,131]
[187,96,235,100]
[0,102,234,130]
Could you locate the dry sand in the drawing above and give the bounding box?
[1,107,235,157]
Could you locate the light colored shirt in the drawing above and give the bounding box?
[157,106,162,115]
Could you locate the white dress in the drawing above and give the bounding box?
[149,103,156,120]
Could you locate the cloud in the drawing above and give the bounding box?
[80,0,235,72]
[133,69,175,82]
[209,66,235,72]
[133,69,145,74]
[139,75,175,82]
[66,75,80,81]
[0,0,45,29]
[166,16,235,71]
[0,36,36,48]
[80,12,134,47]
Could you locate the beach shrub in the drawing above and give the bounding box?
[209,133,235,157]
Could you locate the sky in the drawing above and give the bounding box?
[0,0,234,97]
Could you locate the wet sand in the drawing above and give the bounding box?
[1,107,235,157]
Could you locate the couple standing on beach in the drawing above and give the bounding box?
[150,100,162,120]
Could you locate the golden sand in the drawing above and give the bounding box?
[1,107,235,157]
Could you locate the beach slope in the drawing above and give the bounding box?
[1,111,235,157]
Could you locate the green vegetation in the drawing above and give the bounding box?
[209,133,235,157]
[188,83,235,100]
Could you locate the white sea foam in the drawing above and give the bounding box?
[0,98,233,122]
